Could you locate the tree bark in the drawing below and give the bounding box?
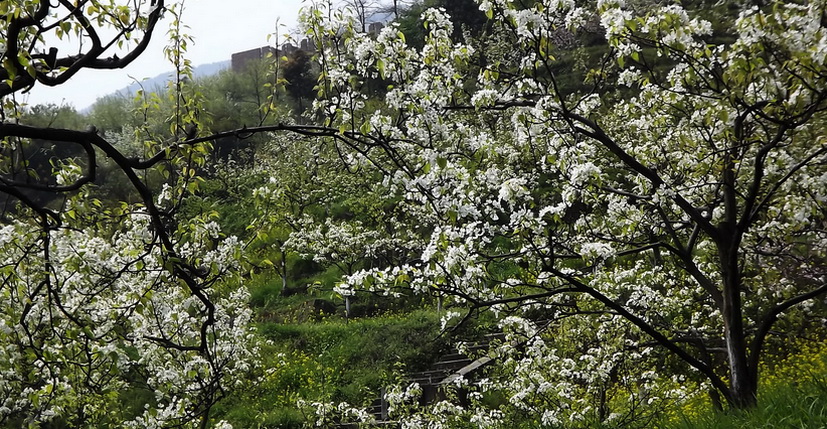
[718,230,756,408]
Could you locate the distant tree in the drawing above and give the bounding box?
[382,0,418,19]
[88,94,138,134]
[199,59,285,163]
[282,50,318,114]
[396,0,488,47]
[21,104,85,129]
[342,0,381,32]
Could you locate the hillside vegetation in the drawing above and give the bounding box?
[2,0,827,427]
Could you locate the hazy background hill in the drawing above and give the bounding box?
[84,60,230,111]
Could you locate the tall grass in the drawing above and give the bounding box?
[668,339,827,429]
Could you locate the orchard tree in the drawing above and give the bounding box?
[295,0,827,423]
[2,0,825,426]
[0,1,261,427]
[251,132,426,298]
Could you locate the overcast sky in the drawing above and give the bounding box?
[24,0,305,110]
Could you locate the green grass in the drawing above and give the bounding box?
[259,309,451,382]
[665,339,827,429]
[669,381,827,428]
[211,309,454,427]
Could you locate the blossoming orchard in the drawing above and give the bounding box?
[1,0,826,427]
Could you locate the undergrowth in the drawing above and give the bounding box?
[666,339,827,429]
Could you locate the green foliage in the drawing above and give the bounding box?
[7,0,827,427]
[21,103,86,129]
[282,50,318,113]
[247,272,287,310]
[198,58,290,139]
[212,310,449,426]
[87,94,139,134]
[178,163,264,237]
[674,382,827,429]
[397,0,488,47]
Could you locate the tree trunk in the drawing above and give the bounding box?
[279,250,288,296]
[717,145,757,408]
[718,234,757,408]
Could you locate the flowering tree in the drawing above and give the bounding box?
[296,0,827,422]
[250,131,427,301]
[0,1,262,427]
[3,0,826,425]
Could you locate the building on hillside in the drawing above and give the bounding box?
[368,22,384,35]
[299,38,316,52]
[231,40,322,73]
[280,42,298,56]
[231,46,277,72]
